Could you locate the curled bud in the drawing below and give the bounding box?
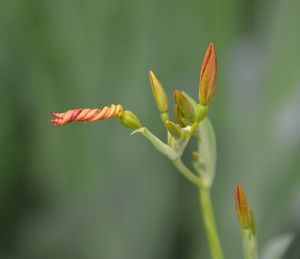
[165,120,182,139]
[174,90,195,119]
[50,104,123,127]
[235,184,255,232]
[199,43,217,105]
[149,70,169,113]
[118,110,142,130]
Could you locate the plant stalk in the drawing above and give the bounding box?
[199,186,224,259]
[241,229,257,259]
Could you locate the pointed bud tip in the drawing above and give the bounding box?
[199,42,217,105]
[235,184,255,231]
[149,70,169,113]
[149,70,154,77]
[235,184,246,209]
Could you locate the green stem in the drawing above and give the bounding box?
[199,186,224,259]
[241,229,257,259]
[172,159,200,187]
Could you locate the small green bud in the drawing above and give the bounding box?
[192,151,200,162]
[165,120,182,139]
[118,110,142,130]
[174,90,195,119]
[149,70,169,113]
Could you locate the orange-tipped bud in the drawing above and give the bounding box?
[50,104,123,127]
[235,184,254,231]
[199,43,217,105]
[149,70,169,113]
[174,90,195,119]
[118,110,142,130]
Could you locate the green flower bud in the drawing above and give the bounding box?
[118,110,142,130]
[192,151,201,162]
[174,105,187,127]
[181,91,197,110]
[165,120,182,139]
[149,70,169,113]
[174,90,195,119]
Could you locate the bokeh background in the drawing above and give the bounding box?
[1,0,300,258]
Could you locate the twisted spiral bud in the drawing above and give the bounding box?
[50,104,123,127]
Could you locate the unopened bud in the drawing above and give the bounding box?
[149,70,169,113]
[199,43,217,105]
[174,105,187,127]
[235,184,255,231]
[174,90,195,119]
[165,120,182,139]
[192,151,200,162]
[181,91,197,110]
[118,110,142,130]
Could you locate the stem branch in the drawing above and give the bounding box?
[172,159,200,187]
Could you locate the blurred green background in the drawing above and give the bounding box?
[1,0,300,258]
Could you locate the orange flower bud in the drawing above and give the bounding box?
[149,70,169,113]
[235,184,254,230]
[199,43,217,105]
[50,104,123,127]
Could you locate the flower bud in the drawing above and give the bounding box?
[174,90,195,119]
[235,184,255,230]
[149,70,169,113]
[174,105,184,127]
[50,104,123,127]
[181,91,197,110]
[199,43,217,105]
[174,105,187,127]
[165,120,182,139]
[118,110,142,130]
[192,151,200,162]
